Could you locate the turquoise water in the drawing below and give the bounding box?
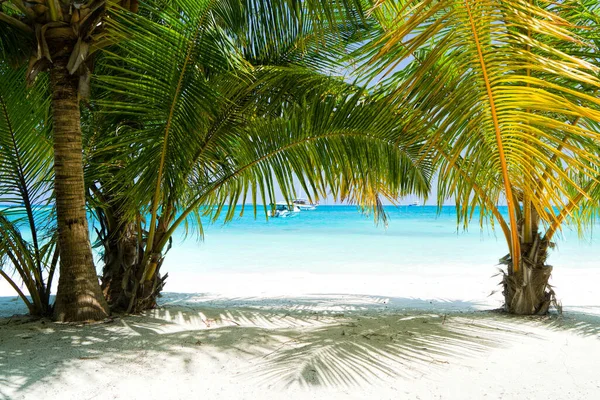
[2,204,598,276]
[163,205,600,276]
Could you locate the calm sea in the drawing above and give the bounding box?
[1,204,597,275]
[161,205,599,276]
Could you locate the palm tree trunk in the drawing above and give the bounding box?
[97,208,166,313]
[103,253,166,313]
[100,219,143,310]
[501,232,557,315]
[50,58,110,322]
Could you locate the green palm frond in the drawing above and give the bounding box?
[0,65,53,209]
[548,1,600,239]
[0,2,34,65]
[158,92,432,248]
[85,0,432,297]
[95,0,259,254]
[92,0,381,235]
[0,62,57,316]
[226,0,371,72]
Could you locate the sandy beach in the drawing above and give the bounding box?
[2,0,600,396]
[2,206,599,400]
[2,268,600,400]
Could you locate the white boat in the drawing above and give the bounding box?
[270,202,301,218]
[407,201,420,207]
[292,198,318,211]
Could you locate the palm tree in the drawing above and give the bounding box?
[0,62,58,316]
[0,0,145,321]
[0,0,382,320]
[360,0,600,314]
[84,0,431,313]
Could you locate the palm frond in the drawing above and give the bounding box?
[92,0,391,239]
[159,92,432,248]
[0,2,34,65]
[0,61,56,315]
[85,0,431,308]
[361,0,600,266]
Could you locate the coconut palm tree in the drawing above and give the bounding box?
[0,0,372,320]
[83,0,432,313]
[0,0,148,321]
[360,0,600,314]
[0,62,58,316]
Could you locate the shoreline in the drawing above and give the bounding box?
[2,267,600,318]
[2,262,599,399]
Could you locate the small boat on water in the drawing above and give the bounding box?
[407,201,420,207]
[270,202,301,218]
[292,198,318,211]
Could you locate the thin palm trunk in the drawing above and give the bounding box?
[97,200,167,313]
[100,215,167,313]
[100,219,139,308]
[51,58,109,322]
[103,248,166,314]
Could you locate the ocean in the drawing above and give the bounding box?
[2,204,597,277]
[1,204,598,311]
[163,205,599,278]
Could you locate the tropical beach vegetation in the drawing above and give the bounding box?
[2,0,430,319]
[360,0,600,314]
[2,1,600,399]
[1,0,600,321]
[0,0,142,321]
[87,0,430,313]
[0,63,56,316]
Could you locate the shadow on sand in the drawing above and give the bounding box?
[0,293,599,398]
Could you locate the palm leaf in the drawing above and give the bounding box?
[0,61,56,315]
[85,0,431,308]
[361,0,600,268]
[157,92,432,249]
[92,0,383,243]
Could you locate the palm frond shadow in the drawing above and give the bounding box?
[4,300,600,398]
[538,310,600,340]
[116,305,541,391]
[239,313,533,389]
[159,292,490,313]
[0,306,335,399]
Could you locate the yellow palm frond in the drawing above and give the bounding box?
[361,0,600,269]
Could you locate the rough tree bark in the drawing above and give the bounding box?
[51,58,110,322]
[501,231,557,315]
[99,212,167,313]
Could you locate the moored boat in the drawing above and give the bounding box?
[292,198,318,210]
[270,202,301,218]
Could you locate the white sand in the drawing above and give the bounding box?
[1,267,600,399]
[1,296,600,400]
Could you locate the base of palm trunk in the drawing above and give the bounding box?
[131,275,167,312]
[53,249,110,322]
[500,236,558,315]
[102,256,167,314]
[53,298,109,322]
[99,220,167,313]
[103,268,167,313]
[31,302,53,318]
[502,263,555,315]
